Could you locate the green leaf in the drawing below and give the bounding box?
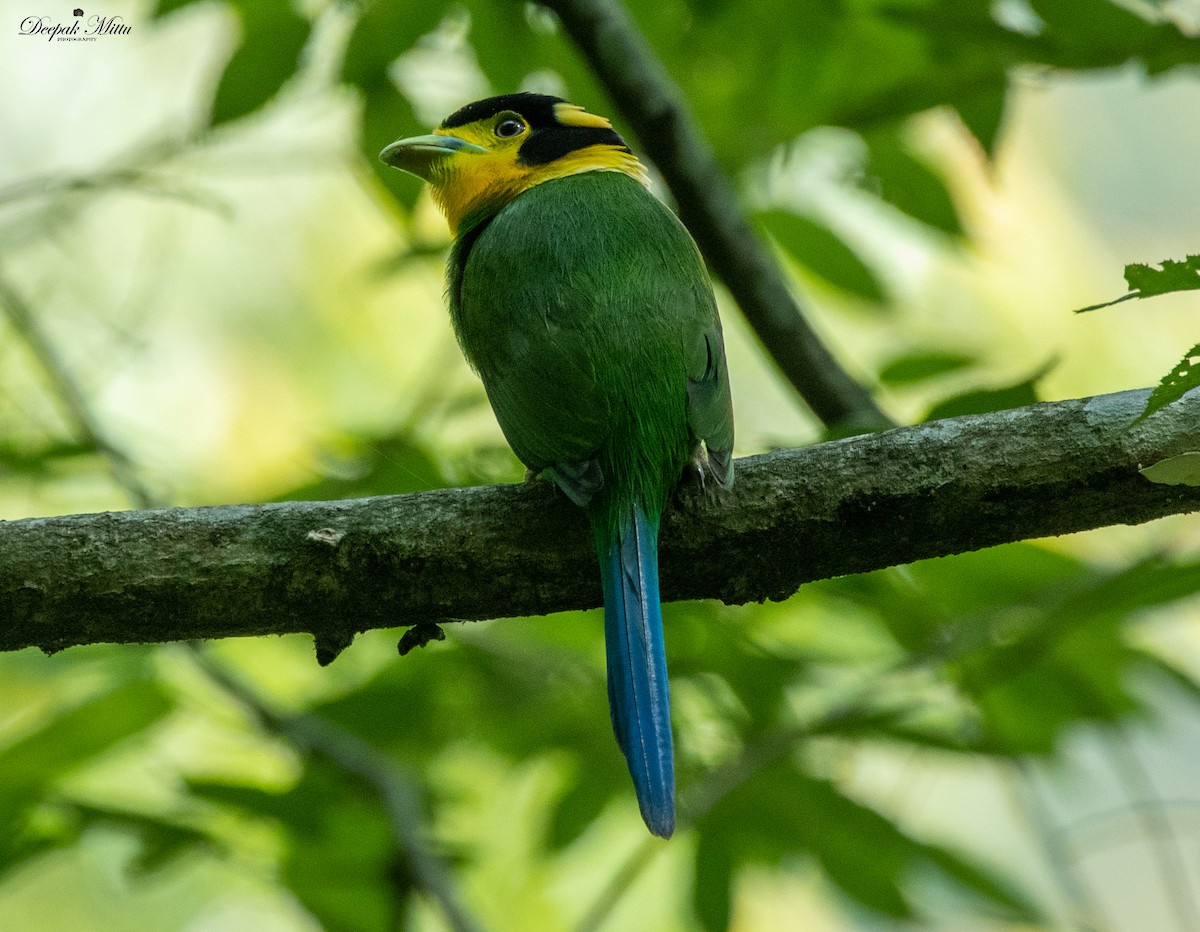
[186,778,321,831]
[954,86,1008,156]
[667,603,802,730]
[459,0,542,94]
[1077,256,1200,312]
[66,803,213,875]
[282,766,399,932]
[923,364,1050,421]
[817,543,1089,655]
[340,2,454,209]
[1029,0,1154,58]
[362,87,425,209]
[1140,452,1200,487]
[1022,0,1200,75]
[0,680,172,876]
[210,1,310,126]
[952,556,1200,753]
[962,629,1136,754]
[695,764,1036,921]
[0,441,95,476]
[192,765,399,932]
[878,350,976,386]
[923,846,1038,918]
[153,0,206,15]
[546,770,616,850]
[0,681,171,815]
[757,210,886,302]
[1040,556,1200,629]
[274,433,449,501]
[1136,343,1200,422]
[341,1,447,88]
[1125,255,1200,297]
[1133,648,1200,705]
[692,828,735,932]
[866,130,963,236]
[818,543,1171,759]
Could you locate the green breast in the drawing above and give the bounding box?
[448,170,720,518]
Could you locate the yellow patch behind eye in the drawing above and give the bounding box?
[553,102,613,129]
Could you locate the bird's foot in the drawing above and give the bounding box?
[673,456,709,508]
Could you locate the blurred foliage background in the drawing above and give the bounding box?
[2,0,1200,929]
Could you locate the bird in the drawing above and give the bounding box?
[381,93,733,838]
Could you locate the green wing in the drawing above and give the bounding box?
[686,316,735,488]
[449,171,734,504]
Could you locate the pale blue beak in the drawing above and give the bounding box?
[379,134,486,179]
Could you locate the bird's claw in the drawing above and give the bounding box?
[673,455,710,508]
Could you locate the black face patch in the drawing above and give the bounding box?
[517,126,630,165]
[441,93,565,131]
[440,93,632,167]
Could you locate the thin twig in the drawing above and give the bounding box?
[0,132,192,207]
[538,0,892,431]
[1005,760,1110,932]
[574,836,659,932]
[186,644,484,932]
[0,268,157,510]
[1108,728,1200,932]
[0,168,232,219]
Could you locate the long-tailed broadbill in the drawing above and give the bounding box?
[381,93,734,838]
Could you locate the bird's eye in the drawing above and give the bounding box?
[495,118,526,138]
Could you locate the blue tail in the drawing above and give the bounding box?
[598,502,674,838]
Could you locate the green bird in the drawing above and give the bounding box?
[381,93,734,837]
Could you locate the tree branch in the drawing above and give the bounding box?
[1,388,1197,654]
[538,0,892,431]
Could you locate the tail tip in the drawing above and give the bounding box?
[641,801,675,839]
